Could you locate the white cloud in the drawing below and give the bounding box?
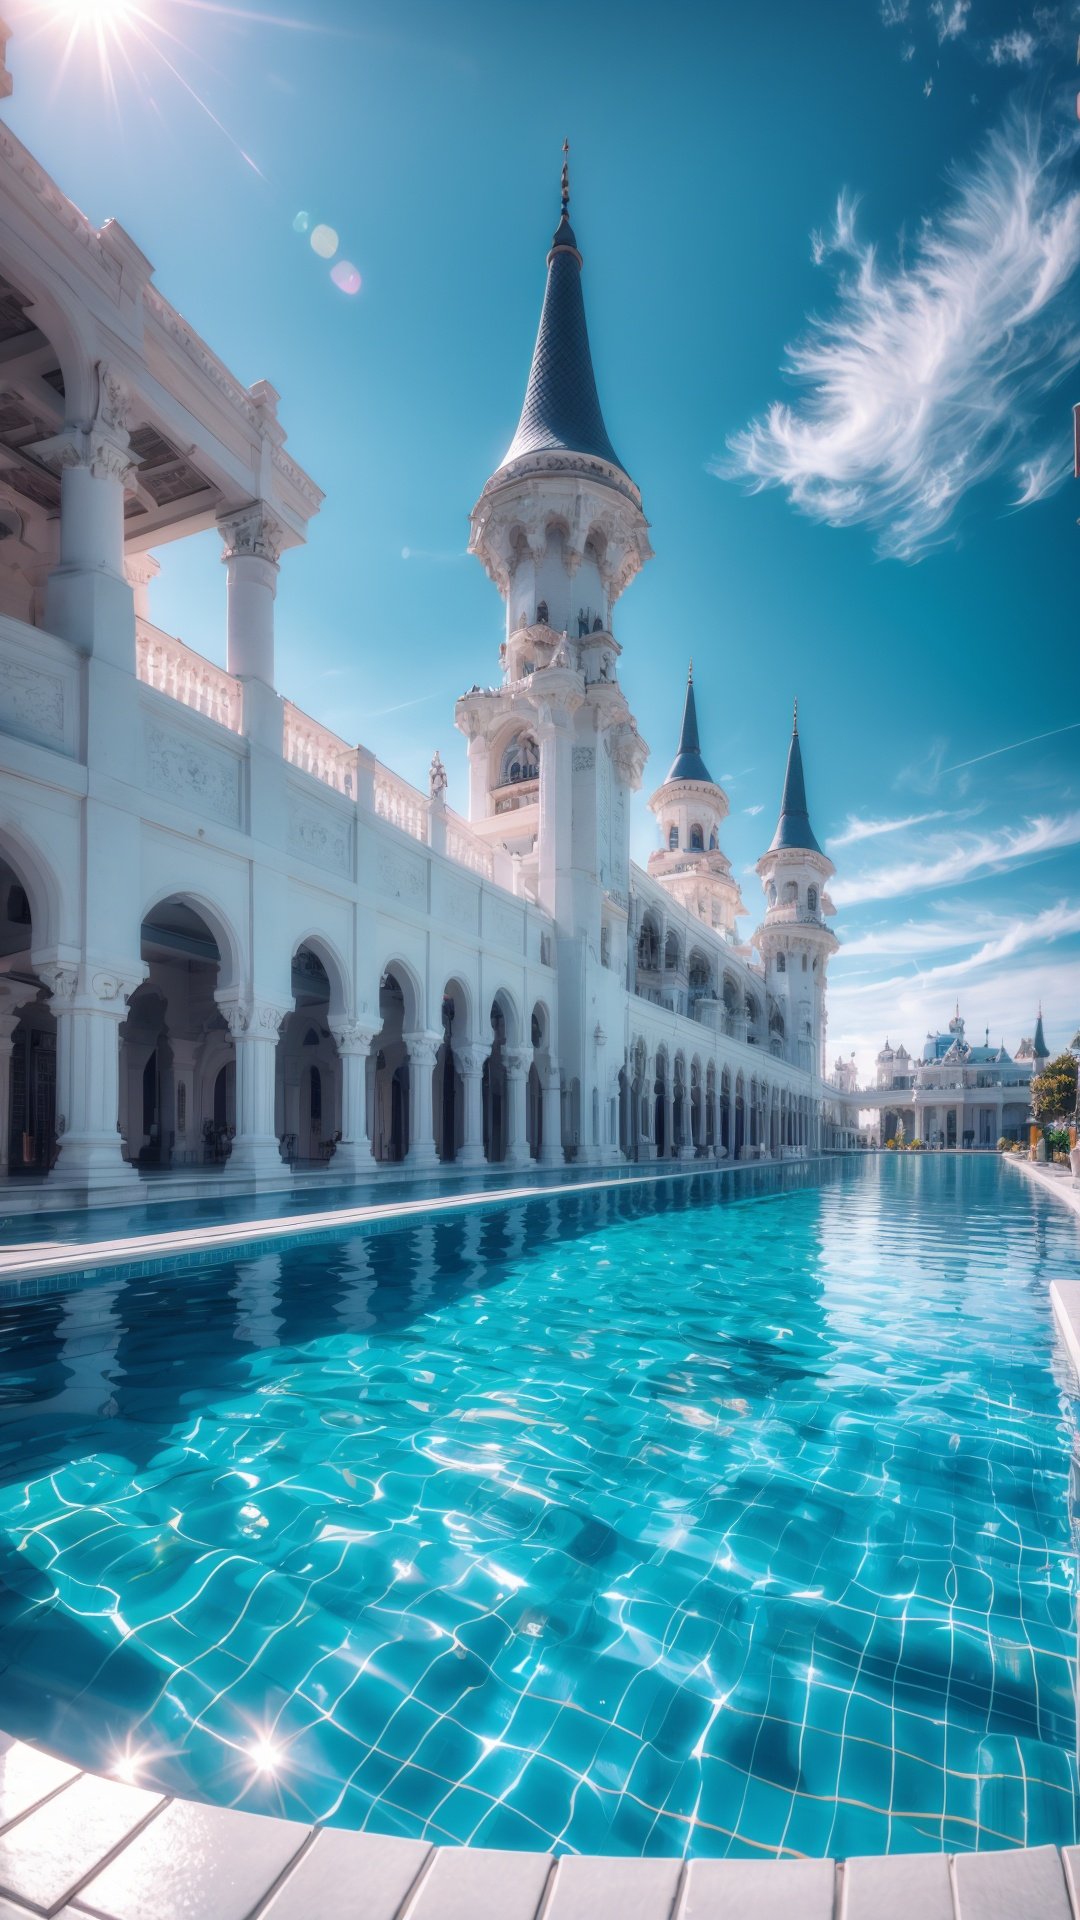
[829,808,948,849]
[721,111,1080,560]
[880,0,910,22]
[831,809,1080,906]
[902,42,917,60]
[828,957,1078,1084]
[930,0,970,41]
[835,899,1080,969]
[744,803,764,816]
[990,29,1037,65]
[1013,444,1072,504]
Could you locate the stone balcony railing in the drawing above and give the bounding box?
[136,620,241,733]
[372,761,429,844]
[283,701,358,795]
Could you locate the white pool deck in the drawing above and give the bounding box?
[1,1152,1079,1917]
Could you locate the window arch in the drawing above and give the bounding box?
[668,824,679,850]
[776,951,786,973]
[807,885,818,914]
[500,732,539,786]
[689,823,704,852]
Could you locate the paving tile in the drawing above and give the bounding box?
[545,1855,683,1919]
[1063,1849,1080,1917]
[0,1741,79,1834]
[404,1843,552,1920]
[259,1828,431,1919]
[0,1774,162,1915]
[678,1855,836,1919]
[71,1799,309,1920]
[953,1845,1070,1919]
[841,1851,954,1920]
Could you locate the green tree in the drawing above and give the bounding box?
[1031,1053,1079,1124]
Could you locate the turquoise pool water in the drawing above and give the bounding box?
[0,1156,1077,1859]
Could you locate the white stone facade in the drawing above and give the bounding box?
[0,116,852,1209]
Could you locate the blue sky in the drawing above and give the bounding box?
[5,0,1079,1076]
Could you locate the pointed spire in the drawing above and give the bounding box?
[1034,1003,1048,1058]
[768,703,823,855]
[664,661,715,784]
[501,147,626,474]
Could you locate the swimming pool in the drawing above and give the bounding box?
[0,1155,1076,1859]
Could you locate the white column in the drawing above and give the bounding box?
[124,551,160,622]
[39,371,137,662]
[664,1077,675,1161]
[539,1064,563,1166]
[217,996,289,1177]
[456,1045,487,1169]
[504,1046,531,1168]
[403,1032,440,1169]
[45,965,143,1187]
[535,696,579,927]
[327,1019,376,1177]
[218,503,285,687]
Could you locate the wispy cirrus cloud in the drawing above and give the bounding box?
[930,0,971,42]
[1012,445,1071,504]
[828,808,948,849]
[835,899,1080,966]
[831,809,1080,906]
[720,111,1080,560]
[828,957,1076,1082]
[990,29,1037,66]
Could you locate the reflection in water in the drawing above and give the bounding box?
[0,1158,1075,1861]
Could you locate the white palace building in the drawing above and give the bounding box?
[0,101,864,1210]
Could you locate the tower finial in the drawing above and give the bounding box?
[688,657,693,683]
[561,137,570,217]
[793,696,798,735]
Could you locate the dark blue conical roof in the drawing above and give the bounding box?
[665,667,715,784]
[501,180,625,474]
[1033,1007,1048,1058]
[769,713,823,856]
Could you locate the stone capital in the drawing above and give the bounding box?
[404,1029,442,1072]
[454,1042,487,1078]
[31,425,137,487]
[215,992,289,1038]
[218,501,287,567]
[503,1045,532,1081]
[328,1017,378,1057]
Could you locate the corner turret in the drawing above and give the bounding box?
[755,703,838,1084]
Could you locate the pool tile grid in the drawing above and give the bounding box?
[2,1731,1080,1916]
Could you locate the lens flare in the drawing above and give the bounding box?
[330,260,361,295]
[310,224,338,260]
[292,211,310,233]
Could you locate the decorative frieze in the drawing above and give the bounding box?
[143,717,243,825]
[287,792,352,877]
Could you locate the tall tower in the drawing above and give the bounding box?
[647,664,744,940]
[455,150,652,1157]
[755,706,838,1084]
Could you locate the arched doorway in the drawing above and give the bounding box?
[735,1073,745,1157]
[128,898,232,1169]
[372,970,410,1162]
[654,1050,668,1157]
[0,854,57,1175]
[434,980,467,1163]
[277,945,343,1168]
[483,995,511,1163]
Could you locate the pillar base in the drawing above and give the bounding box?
[505,1145,531,1170]
[403,1142,439,1171]
[48,1139,139,1188]
[538,1144,564,1167]
[678,1145,696,1162]
[330,1140,375,1179]
[456,1144,487,1170]
[228,1137,287,1179]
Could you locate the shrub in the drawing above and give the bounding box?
[910,1139,925,1150]
[1046,1126,1070,1157]
[885,1138,896,1150]
[997,1137,1010,1152]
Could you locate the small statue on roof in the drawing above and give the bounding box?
[429,750,447,803]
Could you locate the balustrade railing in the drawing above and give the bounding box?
[373,762,428,844]
[136,620,241,733]
[445,808,494,879]
[283,702,358,795]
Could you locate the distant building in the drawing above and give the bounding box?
[850,1007,1049,1148]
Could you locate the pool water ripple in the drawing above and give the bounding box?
[0,1157,1077,1859]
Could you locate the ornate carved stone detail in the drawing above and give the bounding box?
[0,657,65,748]
[287,797,351,876]
[327,1018,377,1056]
[90,970,143,1005]
[503,1045,531,1080]
[572,746,595,772]
[219,502,287,566]
[455,1043,487,1078]
[376,845,426,903]
[217,997,288,1038]
[144,284,259,426]
[404,1031,440,1072]
[144,720,242,825]
[0,126,119,279]
[95,362,133,438]
[39,963,78,1001]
